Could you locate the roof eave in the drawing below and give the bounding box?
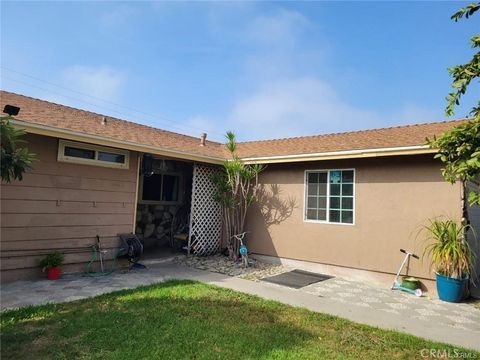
[12,119,225,165]
[13,118,437,165]
[240,145,436,164]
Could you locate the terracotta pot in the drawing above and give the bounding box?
[47,267,62,280]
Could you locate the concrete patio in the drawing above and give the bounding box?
[1,260,479,352]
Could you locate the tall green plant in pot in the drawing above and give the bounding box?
[212,132,264,260]
[423,219,475,302]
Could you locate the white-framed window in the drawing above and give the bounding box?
[139,173,182,204]
[57,140,129,169]
[304,169,355,225]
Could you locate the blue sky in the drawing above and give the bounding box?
[1,1,478,142]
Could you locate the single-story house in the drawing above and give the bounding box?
[1,90,478,294]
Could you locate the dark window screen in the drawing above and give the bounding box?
[162,175,179,201]
[142,174,162,201]
[98,151,125,164]
[64,146,95,160]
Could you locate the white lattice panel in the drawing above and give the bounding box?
[188,164,222,256]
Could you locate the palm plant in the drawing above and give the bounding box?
[212,132,264,259]
[1,115,35,183]
[423,219,474,279]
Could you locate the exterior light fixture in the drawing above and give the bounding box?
[3,104,20,116]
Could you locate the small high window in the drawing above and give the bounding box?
[58,140,129,169]
[305,169,355,224]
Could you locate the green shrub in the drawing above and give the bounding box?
[39,252,64,270]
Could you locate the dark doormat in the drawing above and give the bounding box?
[261,269,333,289]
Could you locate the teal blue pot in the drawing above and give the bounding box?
[436,273,468,303]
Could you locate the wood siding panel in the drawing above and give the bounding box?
[1,199,134,214]
[3,186,134,203]
[1,236,120,251]
[2,214,133,227]
[1,251,118,270]
[9,173,136,192]
[26,162,137,182]
[2,225,133,241]
[0,134,139,282]
[1,259,128,283]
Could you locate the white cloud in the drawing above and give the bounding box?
[224,77,444,141]
[246,9,311,48]
[393,103,444,125]
[224,77,442,141]
[206,2,257,35]
[227,77,378,140]
[182,115,226,142]
[99,5,136,28]
[60,65,125,102]
[215,8,375,140]
[196,6,441,141]
[241,8,319,81]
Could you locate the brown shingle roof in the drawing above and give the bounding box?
[0,91,226,160]
[234,120,466,159]
[1,90,466,162]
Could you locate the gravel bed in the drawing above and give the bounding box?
[173,254,289,281]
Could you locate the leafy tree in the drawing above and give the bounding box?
[429,119,480,205]
[428,3,480,206]
[446,2,479,117]
[212,132,263,259]
[1,115,35,183]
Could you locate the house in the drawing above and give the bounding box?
[1,90,478,294]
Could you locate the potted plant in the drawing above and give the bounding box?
[40,251,64,280]
[423,218,474,303]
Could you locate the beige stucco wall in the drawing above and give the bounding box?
[246,155,462,282]
[1,133,139,282]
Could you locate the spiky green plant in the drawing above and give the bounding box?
[423,219,474,279]
[1,115,35,183]
[39,251,64,271]
[211,131,264,259]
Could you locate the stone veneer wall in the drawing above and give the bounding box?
[135,204,180,249]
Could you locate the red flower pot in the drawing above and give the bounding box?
[47,267,62,280]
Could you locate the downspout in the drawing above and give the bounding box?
[132,153,142,233]
[461,180,470,226]
[187,163,197,255]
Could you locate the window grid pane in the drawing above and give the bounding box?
[328,169,354,223]
[342,210,353,224]
[98,151,126,164]
[306,170,354,224]
[306,172,327,221]
[64,146,95,160]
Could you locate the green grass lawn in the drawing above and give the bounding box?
[1,280,477,360]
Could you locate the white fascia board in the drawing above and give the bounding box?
[240,145,435,163]
[11,119,225,164]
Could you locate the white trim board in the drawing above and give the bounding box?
[14,118,437,164]
[242,145,435,164]
[12,119,225,164]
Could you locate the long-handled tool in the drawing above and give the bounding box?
[85,235,116,277]
[391,248,423,297]
[97,235,105,273]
